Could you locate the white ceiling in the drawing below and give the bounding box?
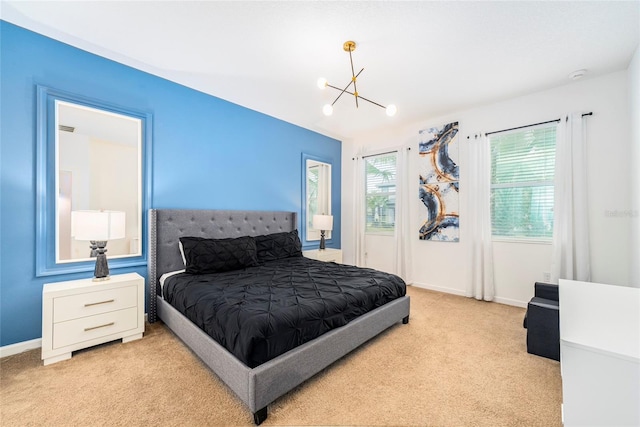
[2,1,638,141]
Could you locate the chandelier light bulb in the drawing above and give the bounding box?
[317,77,328,90]
[386,104,397,117]
[322,104,333,116]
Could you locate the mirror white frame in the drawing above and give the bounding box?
[36,85,152,277]
[302,154,331,243]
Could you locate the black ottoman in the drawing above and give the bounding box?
[523,282,560,361]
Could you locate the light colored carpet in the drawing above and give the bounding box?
[1,286,561,426]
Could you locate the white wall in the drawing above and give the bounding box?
[629,44,640,287]
[59,134,139,259]
[89,139,139,257]
[342,71,632,306]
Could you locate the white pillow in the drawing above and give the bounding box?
[178,240,186,266]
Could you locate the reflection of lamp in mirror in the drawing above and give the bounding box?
[72,210,125,281]
[312,214,333,250]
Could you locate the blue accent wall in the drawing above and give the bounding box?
[0,21,341,347]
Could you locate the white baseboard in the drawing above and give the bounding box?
[493,296,527,308]
[0,338,41,358]
[410,282,527,308]
[410,282,467,296]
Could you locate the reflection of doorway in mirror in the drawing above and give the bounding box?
[58,171,72,260]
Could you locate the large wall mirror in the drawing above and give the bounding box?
[303,154,332,242]
[36,86,152,276]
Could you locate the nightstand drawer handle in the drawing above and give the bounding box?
[84,322,115,332]
[84,299,115,307]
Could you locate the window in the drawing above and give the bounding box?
[365,152,397,233]
[489,124,557,240]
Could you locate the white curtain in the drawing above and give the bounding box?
[394,147,413,282]
[468,134,495,301]
[353,154,366,267]
[551,113,590,283]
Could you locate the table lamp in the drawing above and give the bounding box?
[312,214,333,250]
[72,210,125,281]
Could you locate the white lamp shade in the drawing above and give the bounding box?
[312,214,333,231]
[72,210,126,241]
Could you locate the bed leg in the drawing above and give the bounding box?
[402,315,409,324]
[253,407,268,425]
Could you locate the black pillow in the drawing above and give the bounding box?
[255,230,303,262]
[179,236,259,274]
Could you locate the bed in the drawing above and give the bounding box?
[148,209,410,424]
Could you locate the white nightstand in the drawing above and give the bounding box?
[42,272,145,365]
[303,248,343,263]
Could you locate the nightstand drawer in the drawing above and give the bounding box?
[53,307,139,349]
[53,285,137,323]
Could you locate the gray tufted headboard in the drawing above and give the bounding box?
[148,209,297,322]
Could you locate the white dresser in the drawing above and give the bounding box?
[303,248,343,263]
[559,279,639,426]
[42,272,145,365]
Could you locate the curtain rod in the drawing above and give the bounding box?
[484,112,593,137]
[352,147,410,160]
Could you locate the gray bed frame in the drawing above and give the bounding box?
[147,209,410,424]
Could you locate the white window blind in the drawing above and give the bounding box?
[364,152,397,233]
[489,124,557,240]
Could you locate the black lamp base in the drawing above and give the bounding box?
[91,241,110,281]
[319,230,326,250]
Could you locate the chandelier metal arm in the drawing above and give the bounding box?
[326,85,386,110]
[348,49,359,108]
[329,67,364,106]
[353,94,385,109]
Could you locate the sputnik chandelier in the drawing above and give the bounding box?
[317,41,397,117]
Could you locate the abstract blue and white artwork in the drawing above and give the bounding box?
[418,122,460,241]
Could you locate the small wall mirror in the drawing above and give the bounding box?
[304,157,331,241]
[36,86,151,276]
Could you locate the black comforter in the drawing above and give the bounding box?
[163,257,406,368]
